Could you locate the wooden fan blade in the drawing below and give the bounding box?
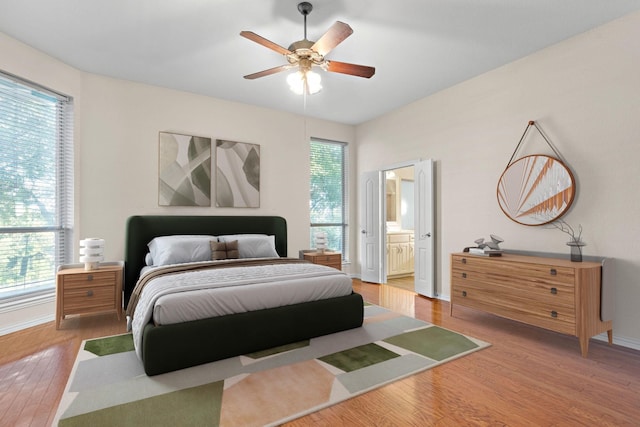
[311,21,353,56]
[243,65,292,80]
[240,31,292,55]
[327,60,375,78]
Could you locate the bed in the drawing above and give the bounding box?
[124,215,364,376]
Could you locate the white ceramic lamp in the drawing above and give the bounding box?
[315,232,327,253]
[79,238,105,271]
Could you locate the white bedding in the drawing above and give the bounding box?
[129,259,353,359]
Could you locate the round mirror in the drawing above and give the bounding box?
[497,155,575,226]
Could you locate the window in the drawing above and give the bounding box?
[309,138,348,261]
[0,71,74,302]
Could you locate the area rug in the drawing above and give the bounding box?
[54,304,489,426]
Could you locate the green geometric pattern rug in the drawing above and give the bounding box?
[54,304,489,426]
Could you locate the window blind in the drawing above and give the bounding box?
[0,70,74,300]
[309,138,348,259]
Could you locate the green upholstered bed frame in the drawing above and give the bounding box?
[124,215,364,376]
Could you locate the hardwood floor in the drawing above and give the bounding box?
[2,280,640,426]
[0,313,127,426]
[384,275,415,293]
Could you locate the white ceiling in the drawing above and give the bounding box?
[2,1,639,125]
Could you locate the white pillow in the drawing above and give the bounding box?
[147,235,216,266]
[218,234,279,258]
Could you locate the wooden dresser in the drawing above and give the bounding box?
[303,251,342,270]
[56,262,123,329]
[450,252,612,357]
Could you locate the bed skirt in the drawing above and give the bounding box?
[141,292,364,375]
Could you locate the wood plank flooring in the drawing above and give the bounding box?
[1,279,639,426]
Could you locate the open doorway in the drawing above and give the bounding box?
[385,166,415,291]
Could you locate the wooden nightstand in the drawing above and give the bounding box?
[303,251,342,271]
[56,262,124,329]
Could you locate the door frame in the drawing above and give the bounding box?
[360,159,435,297]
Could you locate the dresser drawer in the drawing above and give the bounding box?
[451,280,576,335]
[452,255,575,286]
[452,273,575,309]
[451,266,575,305]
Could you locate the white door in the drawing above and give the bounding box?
[359,170,384,283]
[414,159,435,297]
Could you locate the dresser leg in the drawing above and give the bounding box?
[607,330,613,345]
[579,335,590,358]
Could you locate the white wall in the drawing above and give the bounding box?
[356,11,640,348]
[78,74,356,264]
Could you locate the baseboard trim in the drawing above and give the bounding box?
[0,292,55,313]
[594,332,640,352]
[0,293,55,336]
[0,314,54,336]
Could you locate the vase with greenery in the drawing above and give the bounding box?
[551,219,585,262]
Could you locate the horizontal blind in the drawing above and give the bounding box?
[310,138,348,259]
[0,71,73,299]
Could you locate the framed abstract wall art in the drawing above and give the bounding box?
[158,132,211,207]
[215,139,260,208]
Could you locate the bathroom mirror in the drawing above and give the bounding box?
[385,177,397,223]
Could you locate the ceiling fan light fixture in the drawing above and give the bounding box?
[287,69,322,95]
[241,2,375,92]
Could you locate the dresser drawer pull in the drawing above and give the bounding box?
[461,273,467,279]
[461,258,467,264]
[86,290,94,297]
[550,287,558,295]
[87,274,93,281]
[551,310,558,318]
[462,291,467,297]
[549,269,557,276]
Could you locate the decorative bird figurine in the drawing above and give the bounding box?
[474,235,504,250]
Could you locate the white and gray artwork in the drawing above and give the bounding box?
[158,132,211,207]
[215,139,260,208]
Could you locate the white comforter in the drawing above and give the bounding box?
[129,259,353,359]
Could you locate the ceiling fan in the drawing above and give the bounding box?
[240,2,375,95]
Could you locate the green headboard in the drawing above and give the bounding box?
[124,215,287,306]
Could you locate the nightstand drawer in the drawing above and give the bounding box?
[302,252,342,271]
[62,271,116,288]
[63,285,117,315]
[313,255,340,264]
